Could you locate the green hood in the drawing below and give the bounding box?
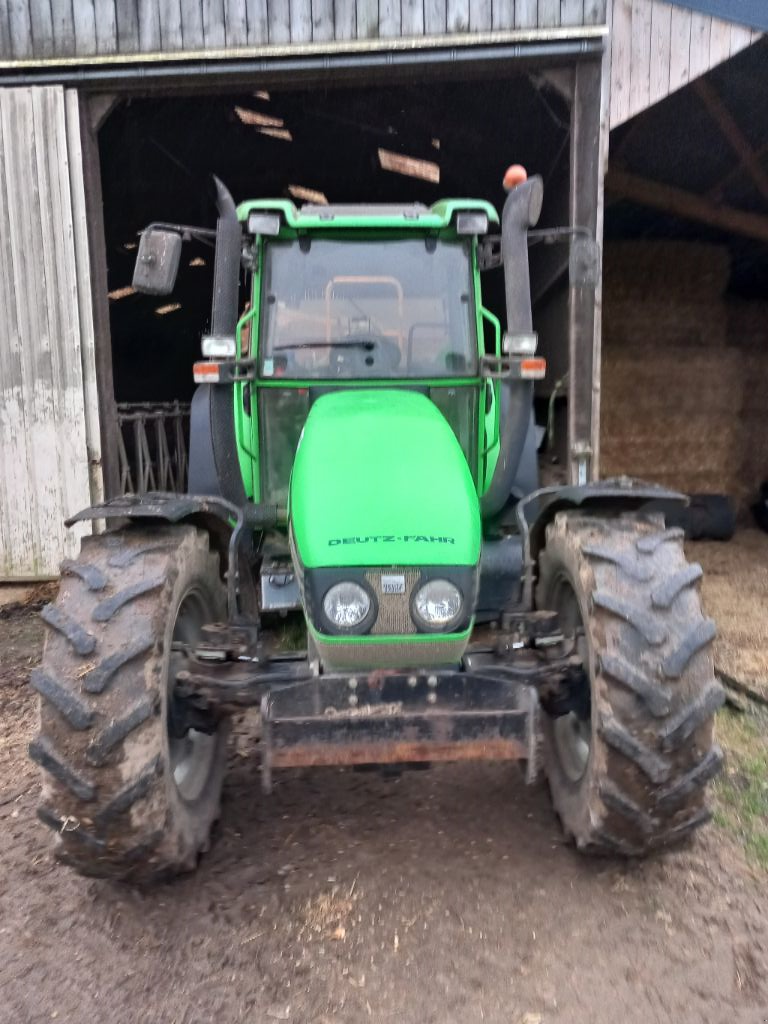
[290,389,481,570]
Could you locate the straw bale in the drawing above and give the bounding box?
[601,347,742,414]
[603,241,730,302]
[603,299,727,349]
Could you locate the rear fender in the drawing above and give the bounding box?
[515,480,688,609]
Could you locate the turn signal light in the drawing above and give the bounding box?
[193,361,221,383]
[520,357,546,380]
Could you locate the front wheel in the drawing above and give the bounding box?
[31,525,228,882]
[536,512,724,856]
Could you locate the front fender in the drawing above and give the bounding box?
[514,479,688,609]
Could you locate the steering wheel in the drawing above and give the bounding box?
[328,335,402,376]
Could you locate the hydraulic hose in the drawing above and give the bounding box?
[480,175,544,519]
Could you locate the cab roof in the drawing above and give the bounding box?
[236,198,499,231]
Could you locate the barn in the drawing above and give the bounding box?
[0,0,765,579]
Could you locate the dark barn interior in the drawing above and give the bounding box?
[99,72,573,409]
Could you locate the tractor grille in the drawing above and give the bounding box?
[314,633,470,672]
[364,568,419,635]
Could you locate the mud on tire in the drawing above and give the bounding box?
[536,512,724,856]
[30,526,228,882]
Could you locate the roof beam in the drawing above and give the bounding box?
[706,139,768,200]
[606,168,768,243]
[694,78,768,205]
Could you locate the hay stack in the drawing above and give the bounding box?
[600,241,746,502]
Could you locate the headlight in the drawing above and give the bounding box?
[323,582,371,629]
[413,579,462,629]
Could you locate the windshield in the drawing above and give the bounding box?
[259,237,477,379]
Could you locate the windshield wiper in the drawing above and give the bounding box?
[272,338,378,351]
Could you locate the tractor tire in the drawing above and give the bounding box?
[535,512,724,856]
[30,525,228,882]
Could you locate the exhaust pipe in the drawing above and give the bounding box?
[480,174,544,519]
[210,175,242,339]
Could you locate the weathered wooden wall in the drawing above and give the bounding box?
[0,1,608,61]
[608,0,762,127]
[0,87,101,578]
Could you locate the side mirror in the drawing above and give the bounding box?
[132,228,183,295]
[569,235,600,289]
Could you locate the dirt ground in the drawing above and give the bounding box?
[2,557,768,1024]
[697,529,768,697]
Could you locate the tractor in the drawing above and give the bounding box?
[31,168,724,881]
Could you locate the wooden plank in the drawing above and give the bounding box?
[515,0,537,27]
[356,0,378,38]
[688,11,711,79]
[65,89,104,507]
[560,0,584,29]
[379,0,401,36]
[225,0,248,44]
[137,0,161,49]
[538,0,560,29]
[1,89,68,573]
[202,0,226,46]
[7,0,33,58]
[492,0,514,29]
[158,0,183,49]
[115,0,140,52]
[447,0,469,32]
[311,0,334,39]
[606,168,768,244]
[629,0,651,119]
[568,59,602,485]
[0,2,10,57]
[610,0,632,126]
[668,5,691,93]
[180,0,204,47]
[583,0,605,24]
[0,91,36,575]
[267,0,290,41]
[51,0,77,56]
[245,0,268,42]
[334,0,355,39]
[29,0,55,57]
[708,15,731,67]
[648,0,671,107]
[469,0,492,30]
[77,95,120,500]
[34,88,87,558]
[94,0,117,54]
[729,23,753,55]
[289,0,311,41]
[401,0,425,35]
[72,0,98,55]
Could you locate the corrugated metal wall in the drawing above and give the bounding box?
[0,86,101,579]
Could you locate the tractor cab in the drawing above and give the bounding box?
[229,199,504,508]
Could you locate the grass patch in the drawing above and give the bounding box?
[269,614,307,653]
[713,706,768,869]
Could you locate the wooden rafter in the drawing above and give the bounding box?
[706,139,768,200]
[606,168,768,243]
[694,78,768,205]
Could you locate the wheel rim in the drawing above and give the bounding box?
[551,575,592,783]
[168,588,217,803]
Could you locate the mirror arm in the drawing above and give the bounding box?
[140,221,217,246]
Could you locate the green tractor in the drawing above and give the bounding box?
[31,170,724,881]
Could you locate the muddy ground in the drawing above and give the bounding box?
[2,542,768,1024]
